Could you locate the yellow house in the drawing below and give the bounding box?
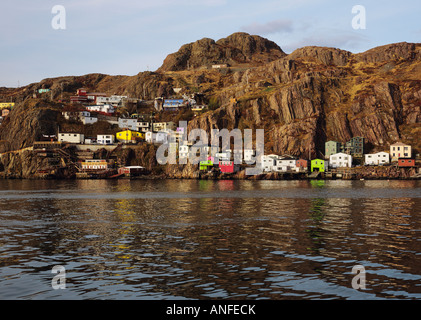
[390,142,411,160]
[0,102,15,110]
[116,130,144,143]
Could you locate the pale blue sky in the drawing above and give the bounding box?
[0,0,420,87]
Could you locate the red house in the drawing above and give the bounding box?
[219,161,238,173]
[296,159,308,169]
[70,96,88,104]
[398,158,415,167]
[77,88,87,96]
[118,166,146,176]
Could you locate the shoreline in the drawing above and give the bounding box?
[1,172,420,181]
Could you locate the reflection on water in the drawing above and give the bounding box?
[0,179,420,300]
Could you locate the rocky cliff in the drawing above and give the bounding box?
[0,99,61,152]
[186,42,421,157]
[158,32,286,72]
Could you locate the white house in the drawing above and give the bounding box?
[152,121,176,132]
[136,121,150,133]
[390,142,411,160]
[329,152,352,168]
[58,133,85,144]
[81,116,98,125]
[244,149,256,163]
[119,118,138,131]
[274,158,297,172]
[96,95,127,106]
[62,110,91,121]
[262,154,279,172]
[179,144,190,160]
[86,104,115,114]
[365,152,390,165]
[215,151,231,162]
[97,134,115,145]
[146,131,168,144]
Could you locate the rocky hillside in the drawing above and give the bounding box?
[1,34,420,160]
[0,99,61,152]
[158,32,286,72]
[186,42,421,157]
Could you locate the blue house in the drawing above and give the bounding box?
[163,99,186,111]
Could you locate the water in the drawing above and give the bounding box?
[0,179,420,300]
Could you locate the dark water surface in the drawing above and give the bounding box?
[0,179,420,300]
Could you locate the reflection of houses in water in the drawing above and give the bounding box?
[323,197,353,234]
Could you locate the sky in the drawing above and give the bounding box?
[0,0,420,87]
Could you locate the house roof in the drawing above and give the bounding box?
[391,142,409,146]
[329,152,351,157]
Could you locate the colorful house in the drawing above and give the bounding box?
[311,159,328,172]
[0,102,15,109]
[1,109,10,118]
[163,99,186,111]
[116,130,144,143]
[81,160,108,171]
[390,142,411,161]
[398,158,415,167]
[325,141,342,158]
[219,161,239,174]
[296,159,308,171]
[344,137,364,156]
[118,166,146,176]
[199,159,214,171]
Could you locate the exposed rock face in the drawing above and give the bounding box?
[157,32,286,72]
[354,42,420,64]
[0,100,60,152]
[0,150,57,179]
[188,42,421,158]
[288,46,352,66]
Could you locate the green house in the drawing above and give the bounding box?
[325,140,342,158]
[199,159,213,171]
[311,159,328,172]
